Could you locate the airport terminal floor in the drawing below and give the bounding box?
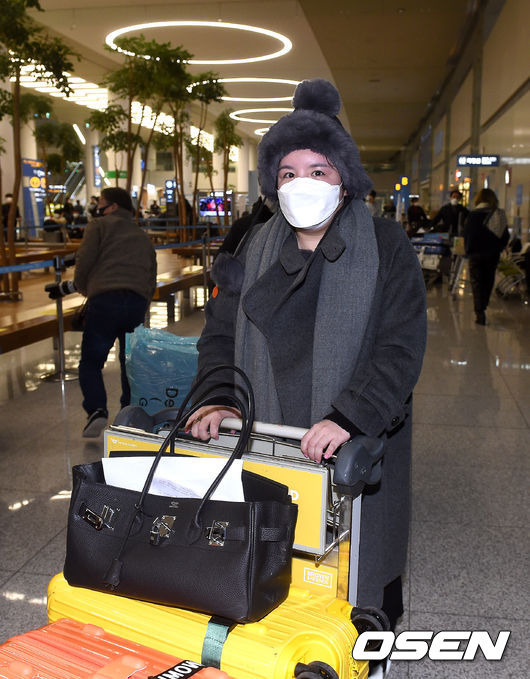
[0,269,528,678]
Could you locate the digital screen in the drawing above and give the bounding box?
[199,194,231,217]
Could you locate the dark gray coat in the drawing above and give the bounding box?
[197,215,427,607]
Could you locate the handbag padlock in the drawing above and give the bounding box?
[206,520,229,547]
[150,515,176,545]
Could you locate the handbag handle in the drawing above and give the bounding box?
[104,365,255,588]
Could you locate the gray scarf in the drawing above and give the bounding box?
[235,199,379,424]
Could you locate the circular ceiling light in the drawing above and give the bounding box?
[106,21,292,65]
[254,128,270,136]
[230,108,293,124]
[219,78,299,102]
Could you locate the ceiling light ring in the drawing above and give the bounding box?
[230,107,293,124]
[105,21,292,65]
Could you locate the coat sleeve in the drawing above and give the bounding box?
[332,229,427,437]
[193,267,240,403]
[73,222,101,296]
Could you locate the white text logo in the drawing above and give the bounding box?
[353,630,511,661]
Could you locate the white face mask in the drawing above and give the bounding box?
[277,177,342,229]
[450,198,459,206]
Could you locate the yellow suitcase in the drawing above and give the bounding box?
[47,574,366,679]
[48,420,385,679]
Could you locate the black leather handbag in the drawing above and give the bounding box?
[63,366,298,624]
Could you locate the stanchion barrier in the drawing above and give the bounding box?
[41,254,78,384]
[0,259,56,301]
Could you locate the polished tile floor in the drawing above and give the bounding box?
[0,277,528,678]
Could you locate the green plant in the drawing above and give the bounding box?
[188,73,225,224]
[214,111,243,226]
[0,0,77,292]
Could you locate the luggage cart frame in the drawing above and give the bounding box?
[48,417,387,679]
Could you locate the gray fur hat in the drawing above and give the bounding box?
[257,78,372,200]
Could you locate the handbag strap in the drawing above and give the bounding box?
[104,365,255,589]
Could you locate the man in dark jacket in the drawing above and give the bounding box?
[48,188,157,437]
[76,188,157,436]
[430,189,469,237]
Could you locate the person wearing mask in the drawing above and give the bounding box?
[87,195,99,220]
[406,196,429,237]
[185,79,427,676]
[365,189,379,217]
[464,188,509,325]
[46,187,157,437]
[430,189,469,237]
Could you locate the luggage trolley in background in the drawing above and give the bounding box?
[410,232,452,289]
[448,236,467,299]
[47,416,387,679]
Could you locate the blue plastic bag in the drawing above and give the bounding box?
[125,326,199,414]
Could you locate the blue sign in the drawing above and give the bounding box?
[165,178,176,204]
[22,158,46,232]
[515,184,523,206]
[92,145,101,187]
[457,154,500,167]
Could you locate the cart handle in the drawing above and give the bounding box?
[222,417,385,490]
[221,417,308,441]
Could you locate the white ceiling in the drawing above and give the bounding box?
[31,0,475,167]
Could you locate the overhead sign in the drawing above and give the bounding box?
[457,154,500,167]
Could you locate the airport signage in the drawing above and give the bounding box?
[457,154,500,167]
[22,158,46,231]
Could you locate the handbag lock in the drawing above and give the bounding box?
[150,515,176,545]
[80,503,120,531]
[206,520,229,547]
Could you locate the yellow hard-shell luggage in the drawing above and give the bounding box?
[47,575,366,679]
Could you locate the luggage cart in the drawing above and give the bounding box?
[410,232,451,289]
[495,253,527,300]
[48,414,388,679]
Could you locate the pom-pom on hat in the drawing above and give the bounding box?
[257,78,372,200]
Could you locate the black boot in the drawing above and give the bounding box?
[475,310,486,325]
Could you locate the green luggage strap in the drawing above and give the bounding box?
[201,616,237,668]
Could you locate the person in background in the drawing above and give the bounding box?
[406,196,429,237]
[430,189,469,237]
[365,189,379,217]
[218,196,274,255]
[382,199,396,220]
[2,193,21,240]
[186,79,426,678]
[149,200,161,217]
[87,195,99,220]
[46,188,157,437]
[464,187,509,325]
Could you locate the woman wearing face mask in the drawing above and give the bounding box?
[186,80,427,644]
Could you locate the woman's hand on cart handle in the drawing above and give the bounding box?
[301,420,350,463]
[185,406,241,441]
